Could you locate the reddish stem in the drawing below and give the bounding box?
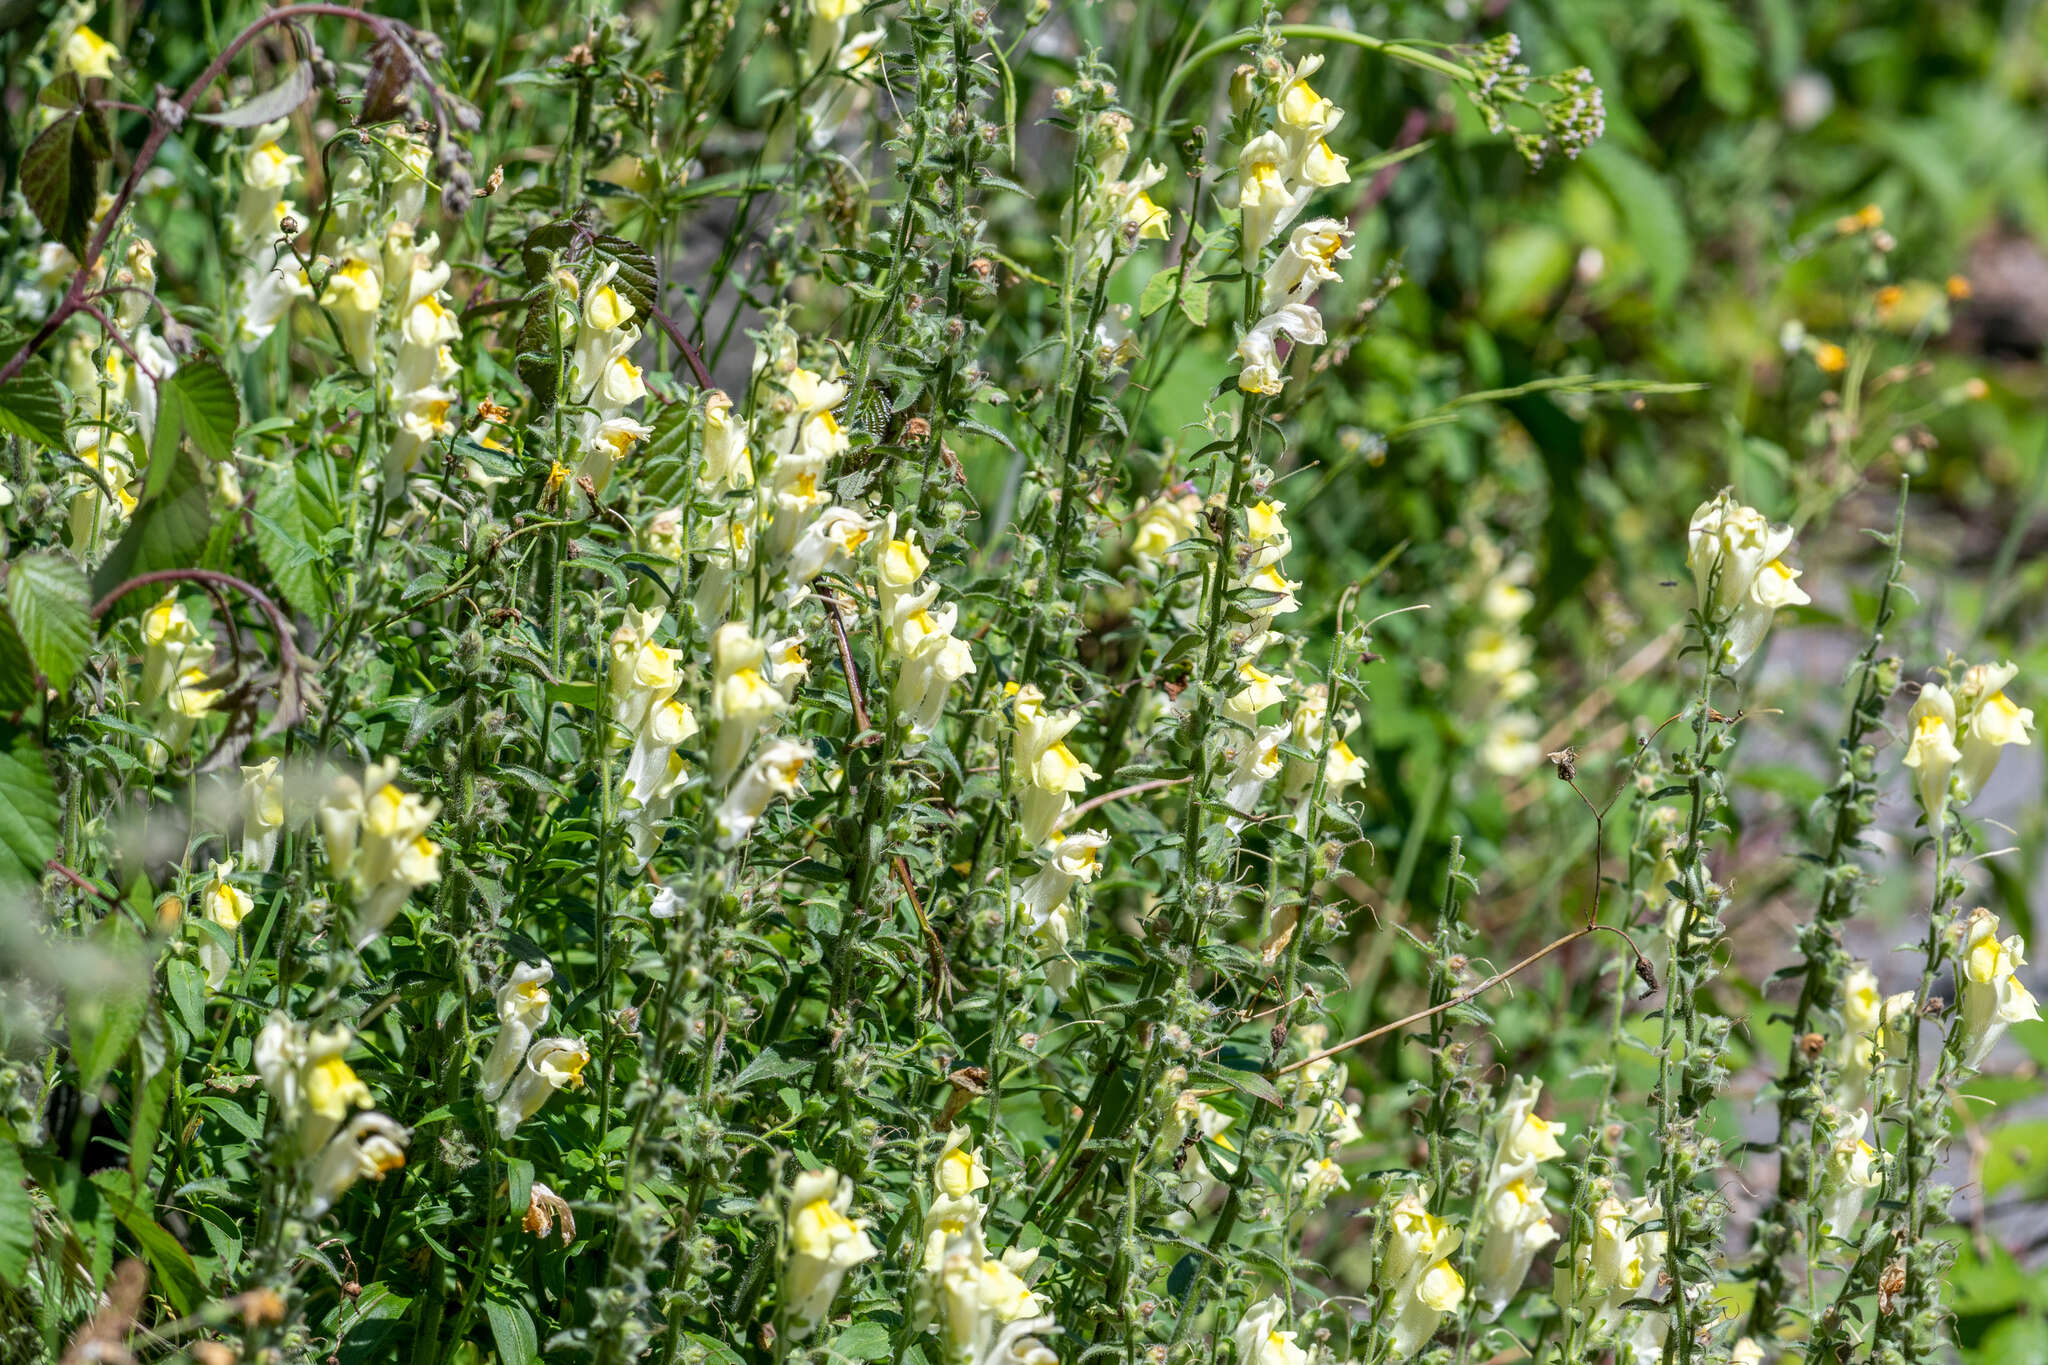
[0,4,419,389]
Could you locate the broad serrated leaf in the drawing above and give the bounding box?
[0,732,57,896]
[0,328,69,452]
[21,110,96,259]
[252,467,330,616]
[1137,270,1177,320]
[1177,279,1212,329]
[5,551,89,692]
[592,233,660,319]
[147,358,241,499]
[194,62,315,127]
[824,1322,892,1361]
[515,294,560,410]
[0,1143,31,1286]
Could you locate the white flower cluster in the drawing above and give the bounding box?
[63,235,175,557]
[608,607,699,862]
[311,135,468,499]
[254,1013,408,1217]
[782,1166,880,1340]
[316,759,444,947]
[1902,660,2033,827]
[919,1131,1056,1364]
[1684,491,1810,671]
[229,126,314,346]
[1220,498,1303,830]
[877,519,976,741]
[1472,1077,1565,1318]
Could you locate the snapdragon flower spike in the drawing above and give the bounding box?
[1009,685,1099,846]
[495,1036,590,1139]
[1816,1110,1883,1240]
[1473,1078,1566,1317]
[1684,492,1809,669]
[1956,907,2041,1069]
[1233,1295,1311,1365]
[1953,661,2034,801]
[140,593,205,710]
[306,1111,408,1217]
[1262,219,1352,310]
[1013,830,1109,994]
[1128,487,1203,575]
[1559,1191,1665,1341]
[716,739,813,847]
[702,389,756,492]
[1901,684,1962,828]
[1222,724,1288,831]
[1293,1156,1351,1209]
[255,1014,375,1154]
[316,760,444,947]
[382,228,464,492]
[240,757,286,871]
[805,24,886,147]
[782,1167,879,1340]
[1379,1189,1467,1355]
[67,427,138,555]
[711,622,787,784]
[231,127,315,345]
[1282,686,1368,835]
[1235,303,1326,396]
[937,1241,1048,1365]
[198,857,254,991]
[479,962,554,1101]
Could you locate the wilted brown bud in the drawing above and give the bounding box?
[1547,747,1577,782]
[1800,1032,1826,1060]
[482,165,505,198]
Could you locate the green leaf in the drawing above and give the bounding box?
[89,1169,204,1315]
[1137,270,1178,320]
[0,617,35,710]
[1176,279,1212,329]
[0,329,69,453]
[92,450,212,618]
[147,359,241,499]
[593,233,660,321]
[0,1142,32,1286]
[1580,144,1693,311]
[21,109,97,258]
[515,293,560,410]
[69,915,148,1090]
[825,1322,892,1361]
[1678,0,1758,115]
[5,550,91,691]
[252,466,330,616]
[483,1299,539,1365]
[128,1004,181,1186]
[0,732,58,897]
